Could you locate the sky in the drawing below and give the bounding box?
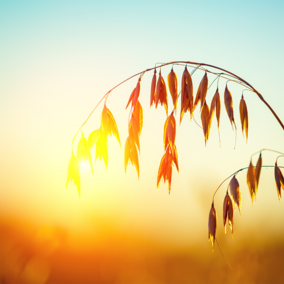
[1,0,284,282]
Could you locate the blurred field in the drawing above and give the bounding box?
[1,217,284,284]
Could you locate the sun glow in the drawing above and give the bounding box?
[80,161,88,171]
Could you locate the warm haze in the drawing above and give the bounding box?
[1,1,284,283]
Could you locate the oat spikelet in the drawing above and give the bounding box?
[185,68,194,118]
[239,95,249,142]
[101,106,121,146]
[229,175,242,214]
[224,84,236,130]
[167,68,178,112]
[126,88,135,109]
[132,79,141,108]
[247,161,257,203]
[194,72,208,112]
[156,70,168,116]
[255,153,262,188]
[209,88,218,127]
[128,100,143,152]
[157,146,176,194]
[150,69,156,107]
[124,136,139,178]
[223,192,234,234]
[201,101,210,145]
[66,151,81,197]
[77,132,93,174]
[274,161,284,202]
[209,88,221,145]
[95,131,108,168]
[208,202,217,249]
[163,112,176,150]
[88,129,101,151]
[172,144,179,172]
[126,79,141,109]
[180,66,193,123]
[215,89,221,130]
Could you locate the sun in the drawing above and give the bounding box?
[80,161,88,171]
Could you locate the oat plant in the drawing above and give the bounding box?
[66,60,284,253]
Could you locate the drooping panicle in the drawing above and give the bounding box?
[101,106,121,146]
[201,101,210,145]
[239,95,249,142]
[194,72,208,112]
[128,101,143,152]
[77,132,93,173]
[224,84,236,129]
[274,160,284,202]
[180,66,193,123]
[126,88,135,110]
[229,175,242,214]
[150,69,157,107]
[132,78,141,108]
[255,152,262,188]
[158,113,179,194]
[87,129,101,151]
[95,130,108,168]
[209,88,221,129]
[208,202,217,249]
[126,78,141,109]
[247,161,257,203]
[167,68,178,112]
[163,112,176,150]
[124,135,139,178]
[223,192,234,234]
[125,99,143,178]
[171,144,179,172]
[155,70,168,116]
[157,146,176,194]
[66,151,81,197]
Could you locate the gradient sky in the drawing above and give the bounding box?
[1,0,284,256]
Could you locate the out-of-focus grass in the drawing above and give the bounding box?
[0,217,284,284]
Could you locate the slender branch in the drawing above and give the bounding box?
[192,115,203,130]
[215,238,233,270]
[208,74,221,90]
[212,168,244,202]
[71,91,110,146]
[212,164,284,202]
[276,155,284,163]
[72,60,284,145]
[250,148,284,162]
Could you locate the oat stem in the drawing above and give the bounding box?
[71,61,284,145]
[276,155,284,163]
[250,148,284,162]
[216,238,233,270]
[208,74,221,90]
[192,114,202,130]
[212,164,284,202]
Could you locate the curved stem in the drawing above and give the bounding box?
[276,155,284,163]
[250,148,284,162]
[208,74,221,90]
[212,164,284,202]
[212,168,244,202]
[215,238,233,270]
[242,89,253,95]
[192,114,202,130]
[72,60,284,145]
[191,64,201,76]
[71,91,109,146]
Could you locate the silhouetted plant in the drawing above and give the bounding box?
[66,60,284,253]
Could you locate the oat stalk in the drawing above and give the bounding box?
[212,164,284,202]
[71,61,284,145]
